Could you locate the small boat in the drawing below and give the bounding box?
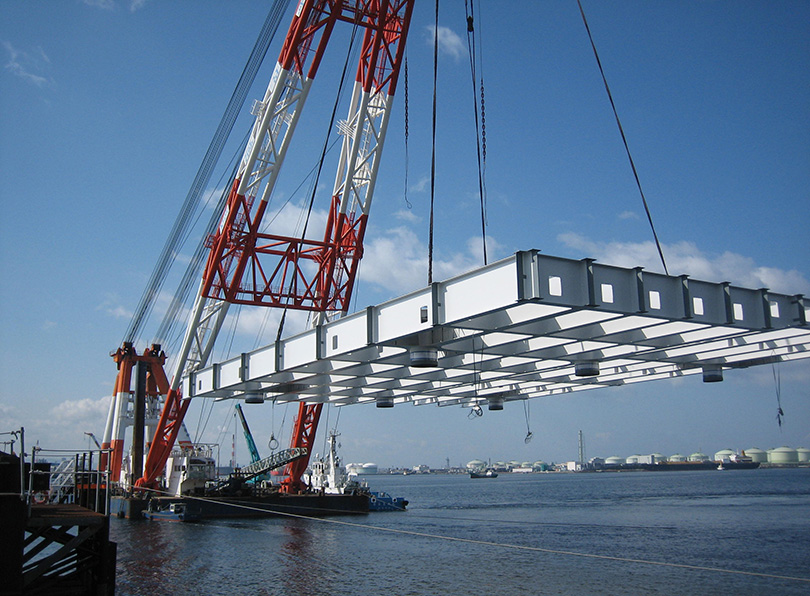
[368,491,408,511]
[142,502,201,522]
[470,468,498,479]
[717,463,726,471]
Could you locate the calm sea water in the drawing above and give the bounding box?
[111,468,810,595]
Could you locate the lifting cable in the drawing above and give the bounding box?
[123,0,290,347]
[523,400,533,443]
[403,56,412,210]
[576,0,669,276]
[772,360,784,428]
[428,0,440,284]
[465,0,488,265]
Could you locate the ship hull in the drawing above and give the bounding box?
[112,492,369,520]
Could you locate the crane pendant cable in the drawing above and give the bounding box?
[577,0,669,276]
[428,0,439,285]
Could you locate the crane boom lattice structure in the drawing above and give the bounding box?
[102,0,415,493]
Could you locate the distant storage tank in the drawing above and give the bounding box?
[688,452,709,462]
[346,463,362,475]
[797,448,810,463]
[361,463,378,475]
[605,456,624,466]
[466,459,486,470]
[626,455,641,464]
[744,448,768,463]
[768,447,798,464]
[533,461,548,471]
[714,449,736,462]
[668,453,687,462]
[650,453,666,463]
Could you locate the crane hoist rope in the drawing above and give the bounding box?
[465,0,488,266]
[428,0,439,285]
[577,0,669,275]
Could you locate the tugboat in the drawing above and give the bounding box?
[470,468,498,479]
[308,432,408,511]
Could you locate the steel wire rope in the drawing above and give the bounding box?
[123,0,290,347]
[403,55,412,210]
[154,147,246,353]
[133,484,810,585]
[211,401,236,458]
[427,0,439,284]
[522,399,533,443]
[577,0,669,275]
[192,388,218,446]
[772,358,784,427]
[465,0,488,265]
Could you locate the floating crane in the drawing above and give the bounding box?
[102,0,414,493]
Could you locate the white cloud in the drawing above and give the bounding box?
[410,175,430,193]
[259,200,329,241]
[50,395,111,424]
[360,227,502,296]
[424,25,466,61]
[80,0,148,12]
[558,232,810,294]
[0,401,22,435]
[81,0,115,9]
[618,210,639,220]
[229,306,311,345]
[97,293,134,320]
[395,209,421,223]
[2,41,54,88]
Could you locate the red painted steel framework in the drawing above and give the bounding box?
[202,0,412,314]
[102,0,414,493]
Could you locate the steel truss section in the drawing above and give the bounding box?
[185,251,810,408]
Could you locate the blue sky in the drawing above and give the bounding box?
[1,1,808,467]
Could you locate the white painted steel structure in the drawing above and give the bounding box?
[184,251,810,409]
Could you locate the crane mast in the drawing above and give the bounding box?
[104,0,414,491]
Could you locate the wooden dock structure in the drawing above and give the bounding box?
[1,448,117,596]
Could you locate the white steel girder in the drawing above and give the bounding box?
[183,251,810,408]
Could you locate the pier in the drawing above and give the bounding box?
[1,437,116,596]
